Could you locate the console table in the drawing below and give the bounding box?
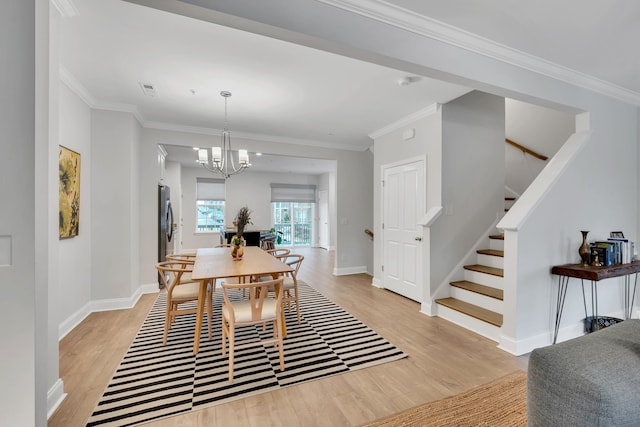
[550,261,640,343]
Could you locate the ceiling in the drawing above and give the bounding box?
[59,0,470,155]
[59,0,639,173]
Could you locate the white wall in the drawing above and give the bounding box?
[505,99,575,195]
[501,100,638,353]
[0,0,48,424]
[373,105,443,284]
[139,127,370,284]
[431,91,505,292]
[46,3,63,419]
[90,110,142,300]
[179,167,320,251]
[335,149,374,274]
[58,82,92,329]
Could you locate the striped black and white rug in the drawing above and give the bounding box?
[86,282,408,426]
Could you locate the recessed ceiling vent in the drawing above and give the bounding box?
[139,82,159,97]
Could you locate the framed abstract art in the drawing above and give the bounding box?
[59,145,81,239]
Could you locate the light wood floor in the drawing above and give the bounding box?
[49,248,528,427]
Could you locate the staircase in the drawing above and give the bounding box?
[435,234,504,341]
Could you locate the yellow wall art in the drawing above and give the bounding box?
[59,145,81,239]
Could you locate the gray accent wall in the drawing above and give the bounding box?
[431,91,505,294]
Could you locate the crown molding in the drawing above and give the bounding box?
[369,103,439,140]
[51,0,79,17]
[317,0,640,106]
[59,65,96,106]
[144,121,366,152]
[60,65,145,124]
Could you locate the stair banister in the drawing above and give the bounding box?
[505,138,548,161]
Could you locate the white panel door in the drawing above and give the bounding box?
[382,160,424,302]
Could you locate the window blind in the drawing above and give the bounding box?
[270,183,316,203]
[196,177,225,200]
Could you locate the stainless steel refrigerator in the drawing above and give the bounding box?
[158,184,175,286]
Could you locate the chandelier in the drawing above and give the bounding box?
[198,91,250,178]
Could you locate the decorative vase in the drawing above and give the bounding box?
[579,231,590,266]
[231,235,245,260]
[231,244,244,260]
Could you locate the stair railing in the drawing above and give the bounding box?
[505,138,548,161]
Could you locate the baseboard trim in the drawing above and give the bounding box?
[333,265,367,276]
[420,300,436,316]
[58,283,159,340]
[47,378,67,420]
[371,277,383,288]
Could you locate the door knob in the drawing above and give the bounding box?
[415,237,422,241]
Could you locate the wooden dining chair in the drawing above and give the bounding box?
[220,277,285,382]
[268,254,304,324]
[156,261,213,346]
[166,253,197,283]
[250,248,291,283]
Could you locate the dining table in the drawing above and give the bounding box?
[190,246,293,354]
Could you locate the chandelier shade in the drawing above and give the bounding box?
[197,91,250,178]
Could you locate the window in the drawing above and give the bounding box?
[196,178,225,232]
[271,184,316,246]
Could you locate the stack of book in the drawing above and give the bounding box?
[589,238,634,266]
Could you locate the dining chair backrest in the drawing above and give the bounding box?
[166,252,196,262]
[221,278,284,323]
[284,254,304,279]
[220,277,286,382]
[266,248,290,258]
[156,261,193,289]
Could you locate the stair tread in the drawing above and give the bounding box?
[451,280,503,300]
[464,264,504,277]
[489,234,504,240]
[436,297,503,327]
[477,249,504,258]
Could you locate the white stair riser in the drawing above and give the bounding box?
[436,305,500,342]
[477,253,504,269]
[465,270,503,288]
[450,287,503,313]
[489,239,504,251]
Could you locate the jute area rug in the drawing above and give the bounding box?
[86,282,407,426]
[361,371,527,427]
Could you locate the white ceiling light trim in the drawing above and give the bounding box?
[317,0,640,106]
[369,103,439,140]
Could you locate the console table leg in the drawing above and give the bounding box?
[625,273,638,319]
[580,279,599,333]
[554,276,569,344]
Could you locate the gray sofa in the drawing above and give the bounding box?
[528,319,640,426]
